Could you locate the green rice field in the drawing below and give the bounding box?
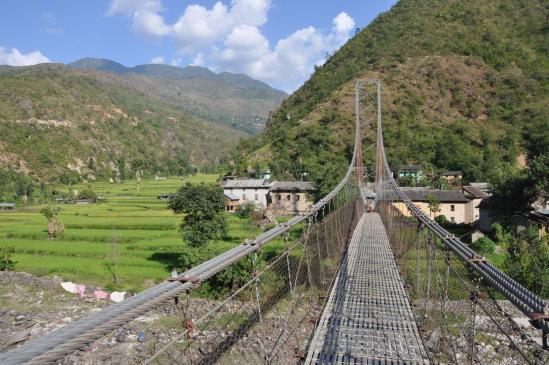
[0,175,263,291]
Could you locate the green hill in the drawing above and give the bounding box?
[69,58,287,134]
[232,0,548,196]
[0,64,245,182]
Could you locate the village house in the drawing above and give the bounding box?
[269,181,315,215]
[392,187,470,224]
[512,210,549,239]
[0,202,15,211]
[469,182,492,196]
[398,165,423,180]
[222,179,272,210]
[441,170,463,185]
[462,185,487,223]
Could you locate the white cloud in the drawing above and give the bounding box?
[210,12,356,92]
[107,0,355,91]
[333,12,355,36]
[150,56,164,64]
[0,47,51,66]
[108,0,171,38]
[191,53,205,67]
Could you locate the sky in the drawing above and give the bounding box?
[0,0,397,92]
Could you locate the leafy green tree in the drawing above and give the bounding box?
[426,194,441,220]
[169,183,228,247]
[40,206,64,239]
[1,246,16,271]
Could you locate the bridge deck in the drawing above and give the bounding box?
[305,213,429,364]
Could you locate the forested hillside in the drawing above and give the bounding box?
[232,0,548,197]
[0,64,245,184]
[69,58,287,134]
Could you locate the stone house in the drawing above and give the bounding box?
[462,185,487,224]
[269,181,315,215]
[222,179,271,210]
[0,202,15,211]
[512,210,549,239]
[441,171,463,185]
[392,188,470,224]
[224,192,239,212]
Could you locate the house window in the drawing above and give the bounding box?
[242,194,246,201]
[287,194,291,201]
[450,204,455,212]
[451,217,455,223]
[277,194,281,201]
[255,193,258,201]
[296,194,300,201]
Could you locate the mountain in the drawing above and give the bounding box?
[232,0,548,196]
[69,58,287,134]
[0,63,245,181]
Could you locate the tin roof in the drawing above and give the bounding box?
[271,181,315,191]
[224,193,239,201]
[462,186,487,199]
[0,202,15,207]
[400,188,469,203]
[441,171,463,176]
[222,179,271,189]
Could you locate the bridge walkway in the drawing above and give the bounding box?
[305,212,429,364]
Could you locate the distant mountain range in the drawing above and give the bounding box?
[69,58,287,134]
[0,58,286,180]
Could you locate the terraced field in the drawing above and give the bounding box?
[0,175,262,291]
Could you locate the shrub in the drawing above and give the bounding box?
[236,201,260,219]
[1,246,16,271]
[78,189,97,201]
[471,237,496,255]
[435,215,449,225]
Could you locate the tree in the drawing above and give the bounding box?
[40,206,64,239]
[106,229,120,287]
[1,246,15,271]
[169,183,228,247]
[426,194,441,220]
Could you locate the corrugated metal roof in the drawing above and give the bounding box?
[271,181,315,191]
[441,171,463,176]
[222,179,271,189]
[400,188,469,203]
[0,202,15,207]
[224,193,239,201]
[462,186,487,199]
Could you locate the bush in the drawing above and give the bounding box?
[78,189,97,201]
[435,215,449,225]
[178,246,262,297]
[236,201,260,219]
[1,246,16,271]
[471,237,496,255]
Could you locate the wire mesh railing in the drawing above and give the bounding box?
[144,197,364,364]
[372,78,549,364]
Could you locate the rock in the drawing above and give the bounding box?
[5,330,30,346]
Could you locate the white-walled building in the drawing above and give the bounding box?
[222,179,271,209]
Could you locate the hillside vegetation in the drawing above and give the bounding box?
[70,58,287,134]
[232,0,548,196]
[0,64,244,183]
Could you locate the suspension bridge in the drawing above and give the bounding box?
[0,80,547,364]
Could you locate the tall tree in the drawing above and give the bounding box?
[169,183,228,247]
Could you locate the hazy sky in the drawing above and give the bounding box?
[0,0,397,92]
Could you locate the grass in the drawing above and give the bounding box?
[0,175,264,291]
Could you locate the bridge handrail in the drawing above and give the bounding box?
[374,79,548,333]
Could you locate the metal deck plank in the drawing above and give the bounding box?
[305,213,429,365]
